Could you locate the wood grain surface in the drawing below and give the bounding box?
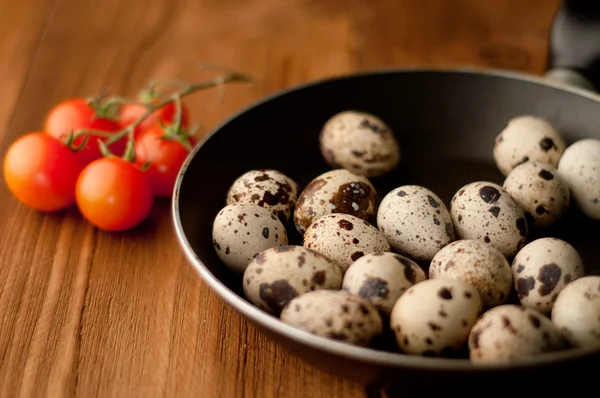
[0,0,562,397]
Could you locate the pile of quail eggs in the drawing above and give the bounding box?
[212,111,600,363]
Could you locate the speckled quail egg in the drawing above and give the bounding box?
[468,305,565,363]
[319,110,401,178]
[450,181,528,258]
[557,138,600,220]
[212,203,288,273]
[294,169,378,235]
[377,185,455,261]
[226,169,299,223]
[342,252,427,316]
[243,245,343,316]
[280,290,383,346]
[493,115,566,176]
[503,162,570,228]
[552,276,600,350]
[429,240,512,309]
[303,213,391,272]
[390,278,483,357]
[512,238,584,314]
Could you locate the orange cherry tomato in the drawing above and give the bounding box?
[44,98,125,166]
[134,124,196,198]
[3,132,83,211]
[75,157,153,231]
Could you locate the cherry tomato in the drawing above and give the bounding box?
[3,132,83,211]
[75,157,153,231]
[134,124,196,198]
[119,100,190,138]
[44,98,125,166]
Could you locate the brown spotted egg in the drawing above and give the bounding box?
[377,185,455,261]
[303,213,390,272]
[557,138,600,220]
[319,110,401,178]
[280,290,383,346]
[450,182,528,258]
[493,115,566,176]
[512,238,584,314]
[226,169,299,223]
[243,245,343,316]
[552,276,600,350]
[468,305,565,363]
[342,252,427,316]
[212,203,288,273]
[294,169,377,236]
[503,161,570,228]
[390,278,483,357]
[429,240,512,309]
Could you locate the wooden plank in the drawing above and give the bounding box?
[348,0,562,73]
[0,0,364,397]
[0,0,563,397]
[0,0,65,396]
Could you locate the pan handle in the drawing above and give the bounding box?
[544,0,600,91]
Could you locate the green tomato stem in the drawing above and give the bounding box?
[98,140,115,158]
[172,95,183,132]
[111,71,252,144]
[66,70,253,155]
[121,137,136,163]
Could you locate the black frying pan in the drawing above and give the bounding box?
[173,1,600,396]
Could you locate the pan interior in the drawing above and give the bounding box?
[176,70,600,361]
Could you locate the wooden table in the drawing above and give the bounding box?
[0,0,563,396]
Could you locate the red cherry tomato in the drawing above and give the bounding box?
[119,100,190,138]
[44,98,125,166]
[134,124,196,198]
[3,132,83,211]
[75,157,153,231]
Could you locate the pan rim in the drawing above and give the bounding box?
[172,67,600,373]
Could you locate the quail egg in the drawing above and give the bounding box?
[450,181,528,258]
[503,161,570,228]
[557,138,600,220]
[303,213,390,272]
[280,290,383,346]
[390,278,483,357]
[294,169,377,235]
[552,276,600,350]
[512,238,584,314]
[243,245,343,316]
[468,305,565,363]
[319,110,401,178]
[212,203,288,273]
[377,185,455,261]
[226,169,299,223]
[429,239,512,309]
[342,252,427,316]
[493,115,566,176]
